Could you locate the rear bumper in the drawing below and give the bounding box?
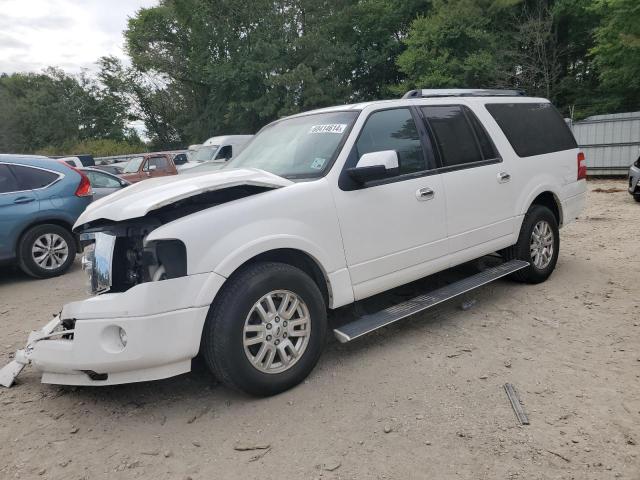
[629,165,640,194]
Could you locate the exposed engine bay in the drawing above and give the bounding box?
[78,185,272,294]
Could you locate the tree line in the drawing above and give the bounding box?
[0,0,638,155]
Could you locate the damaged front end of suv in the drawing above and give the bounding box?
[0,168,292,387]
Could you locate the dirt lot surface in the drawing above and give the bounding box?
[1,179,638,479]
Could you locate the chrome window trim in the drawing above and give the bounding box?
[0,162,66,196]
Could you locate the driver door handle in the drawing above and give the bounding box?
[416,187,435,201]
[498,172,511,183]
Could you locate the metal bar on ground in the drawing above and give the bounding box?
[504,383,530,425]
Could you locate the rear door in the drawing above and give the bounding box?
[419,104,515,256]
[0,164,30,259]
[0,164,58,260]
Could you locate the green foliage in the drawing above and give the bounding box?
[591,0,640,110]
[120,0,430,147]
[35,138,145,158]
[1,0,639,152]
[397,0,514,91]
[0,68,136,154]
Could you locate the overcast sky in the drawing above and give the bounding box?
[0,0,158,74]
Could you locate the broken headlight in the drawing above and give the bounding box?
[81,232,116,295]
[81,231,187,295]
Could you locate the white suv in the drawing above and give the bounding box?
[2,89,587,396]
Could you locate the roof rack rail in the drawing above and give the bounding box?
[402,88,526,99]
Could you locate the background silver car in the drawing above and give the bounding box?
[80,167,130,201]
[629,156,640,203]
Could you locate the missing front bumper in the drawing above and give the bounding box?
[1,305,209,388]
[0,315,67,387]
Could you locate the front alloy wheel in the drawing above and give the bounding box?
[202,262,327,396]
[243,290,311,374]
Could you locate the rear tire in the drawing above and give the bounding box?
[17,224,76,278]
[202,261,327,396]
[502,205,559,284]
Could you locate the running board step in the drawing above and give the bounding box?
[333,259,529,343]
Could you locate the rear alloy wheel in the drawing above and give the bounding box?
[18,224,77,278]
[502,205,560,284]
[529,220,555,270]
[202,262,327,396]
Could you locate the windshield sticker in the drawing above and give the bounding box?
[310,158,326,169]
[309,124,347,134]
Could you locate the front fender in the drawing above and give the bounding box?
[214,234,330,278]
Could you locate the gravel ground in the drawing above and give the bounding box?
[0,179,638,480]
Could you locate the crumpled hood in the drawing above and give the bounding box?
[74,168,293,227]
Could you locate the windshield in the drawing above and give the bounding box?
[192,145,219,162]
[226,111,358,178]
[123,157,144,173]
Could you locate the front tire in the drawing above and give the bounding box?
[202,262,327,396]
[17,224,77,278]
[502,205,559,284]
[633,194,640,203]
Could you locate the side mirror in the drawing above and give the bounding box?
[346,150,399,185]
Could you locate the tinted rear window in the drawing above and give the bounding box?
[10,165,60,190]
[486,103,577,157]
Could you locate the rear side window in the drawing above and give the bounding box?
[486,103,577,157]
[0,164,19,193]
[422,105,491,168]
[85,171,121,188]
[10,165,59,190]
[356,108,427,175]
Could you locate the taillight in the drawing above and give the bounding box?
[577,151,587,180]
[57,161,93,197]
[74,170,92,197]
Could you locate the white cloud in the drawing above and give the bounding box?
[0,0,158,74]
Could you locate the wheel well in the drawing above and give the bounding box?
[531,192,562,226]
[236,249,331,306]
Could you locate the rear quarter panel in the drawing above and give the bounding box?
[35,170,91,222]
[473,98,583,228]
